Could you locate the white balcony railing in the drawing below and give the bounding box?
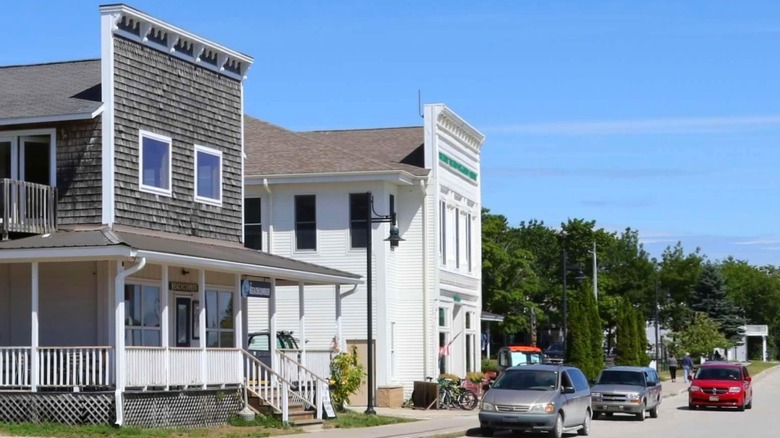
[0,347,31,388]
[125,347,242,388]
[38,347,112,388]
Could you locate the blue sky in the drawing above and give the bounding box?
[3,1,779,265]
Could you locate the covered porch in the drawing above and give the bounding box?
[0,227,361,426]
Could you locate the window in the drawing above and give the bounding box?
[438,307,447,327]
[206,290,234,348]
[349,193,368,248]
[139,130,172,196]
[440,201,447,265]
[455,208,460,268]
[466,333,474,372]
[194,145,222,204]
[466,214,472,272]
[125,284,161,346]
[295,195,317,250]
[465,312,472,330]
[0,131,55,185]
[244,197,262,250]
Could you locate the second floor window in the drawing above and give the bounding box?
[244,197,262,250]
[295,195,316,250]
[440,201,447,265]
[139,130,171,196]
[195,145,222,204]
[455,208,461,269]
[350,193,368,249]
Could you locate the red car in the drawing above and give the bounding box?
[688,362,753,411]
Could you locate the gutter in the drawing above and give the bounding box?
[263,178,273,253]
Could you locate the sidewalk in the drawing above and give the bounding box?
[661,377,690,399]
[303,414,477,438]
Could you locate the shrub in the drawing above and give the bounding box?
[329,346,366,411]
[481,358,498,372]
[439,373,460,382]
[466,372,485,383]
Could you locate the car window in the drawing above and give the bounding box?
[695,367,741,380]
[568,368,589,391]
[561,371,574,389]
[493,369,558,391]
[742,366,750,378]
[597,370,645,386]
[248,334,270,351]
[510,351,544,365]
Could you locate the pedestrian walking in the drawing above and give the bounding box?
[682,352,694,383]
[668,355,678,382]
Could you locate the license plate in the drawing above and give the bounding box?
[709,396,719,401]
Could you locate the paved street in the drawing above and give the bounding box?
[460,367,780,437]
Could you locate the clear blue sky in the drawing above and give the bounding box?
[3,1,779,265]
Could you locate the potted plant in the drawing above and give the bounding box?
[464,371,486,396]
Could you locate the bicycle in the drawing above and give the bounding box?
[436,377,478,410]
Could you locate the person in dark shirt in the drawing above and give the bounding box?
[682,353,694,383]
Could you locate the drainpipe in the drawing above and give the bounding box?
[114,256,147,426]
[419,179,430,380]
[263,178,273,253]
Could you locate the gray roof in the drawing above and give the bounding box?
[0,59,102,124]
[244,115,428,177]
[0,227,360,283]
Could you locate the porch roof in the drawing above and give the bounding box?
[0,227,362,285]
[0,59,103,126]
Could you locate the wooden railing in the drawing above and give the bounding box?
[169,348,202,387]
[126,347,166,387]
[206,348,242,385]
[38,347,112,388]
[242,349,290,423]
[276,352,326,420]
[0,347,31,388]
[0,179,57,238]
[125,347,242,388]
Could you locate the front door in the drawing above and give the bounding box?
[175,297,192,347]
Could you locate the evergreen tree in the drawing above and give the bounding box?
[691,263,745,344]
[583,284,604,374]
[634,308,650,366]
[566,291,593,376]
[615,300,635,365]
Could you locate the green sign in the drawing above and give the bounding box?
[439,152,477,181]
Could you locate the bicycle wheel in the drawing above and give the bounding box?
[438,389,451,409]
[458,389,478,410]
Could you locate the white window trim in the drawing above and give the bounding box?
[0,128,57,186]
[294,194,318,253]
[138,130,173,197]
[194,144,223,206]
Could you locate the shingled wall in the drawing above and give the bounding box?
[112,36,243,241]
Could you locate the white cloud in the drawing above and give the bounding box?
[486,115,780,136]
[734,237,780,246]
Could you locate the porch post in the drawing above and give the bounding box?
[299,282,306,367]
[763,336,768,362]
[31,262,39,392]
[335,285,343,352]
[161,264,170,390]
[199,269,207,388]
[269,278,277,372]
[234,274,243,383]
[114,261,126,425]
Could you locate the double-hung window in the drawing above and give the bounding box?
[139,130,172,196]
[295,195,317,250]
[440,201,447,265]
[125,284,161,346]
[349,193,368,249]
[244,197,262,250]
[194,145,222,205]
[466,213,472,272]
[206,290,234,348]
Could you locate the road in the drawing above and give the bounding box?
[463,367,780,438]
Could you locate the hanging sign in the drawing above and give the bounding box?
[169,282,198,293]
[241,279,272,298]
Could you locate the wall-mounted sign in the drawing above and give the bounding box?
[241,279,272,298]
[439,152,478,181]
[170,281,198,293]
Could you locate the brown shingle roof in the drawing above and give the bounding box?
[244,115,428,177]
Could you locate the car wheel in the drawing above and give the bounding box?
[649,405,658,418]
[549,413,563,438]
[688,403,697,410]
[481,426,494,437]
[738,399,746,412]
[746,398,753,410]
[577,409,591,436]
[635,402,645,421]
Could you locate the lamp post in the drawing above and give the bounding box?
[654,281,660,372]
[364,192,403,415]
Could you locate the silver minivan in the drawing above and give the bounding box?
[479,364,592,437]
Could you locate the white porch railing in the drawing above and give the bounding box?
[125,347,242,388]
[38,347,112,388]
[243,350,294,423]
[0,347,31,388]
[276,351,327,420]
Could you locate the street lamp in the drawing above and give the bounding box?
[364,192,403,415]
[561,235,587,360]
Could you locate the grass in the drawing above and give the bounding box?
[323,410,414,429]
[0,415,301,438]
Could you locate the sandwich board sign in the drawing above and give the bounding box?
[322,389,336,418]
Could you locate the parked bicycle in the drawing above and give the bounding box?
[436,377,478,410]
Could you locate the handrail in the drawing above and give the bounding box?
[242,349,298,423]
[276,351,327,420]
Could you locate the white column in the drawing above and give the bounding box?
[234,274,243,383]
[299,282,306,366]
[199,269,207,388]
[30,262,39,392]
[114,261,126,425]
[269,278,277,371]
[335,285,343,353]
[763,336,767,362]
[161,265,169,390]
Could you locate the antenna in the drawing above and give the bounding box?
[418,89,423,118]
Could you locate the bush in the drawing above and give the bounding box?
[329,346,366,412]
[481,358,498,372]
[466,372,485,383]
[439,373,460,382]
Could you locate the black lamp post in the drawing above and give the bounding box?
[364,192,403,415]
[561,235,586,360]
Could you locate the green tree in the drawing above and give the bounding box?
[615,300,636,365]
[565,290,599,379]
[691,263,744,344]
[658,243,704,331]
[675,313,731,361]
[634,307,650,366]
[329,346,366,411]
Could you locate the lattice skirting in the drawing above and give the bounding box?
[0,392,115,425]
[123,389,242,428]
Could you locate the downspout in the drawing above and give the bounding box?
[114,256,147,426]
[419,179,430,380]
[263,178,273,253]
